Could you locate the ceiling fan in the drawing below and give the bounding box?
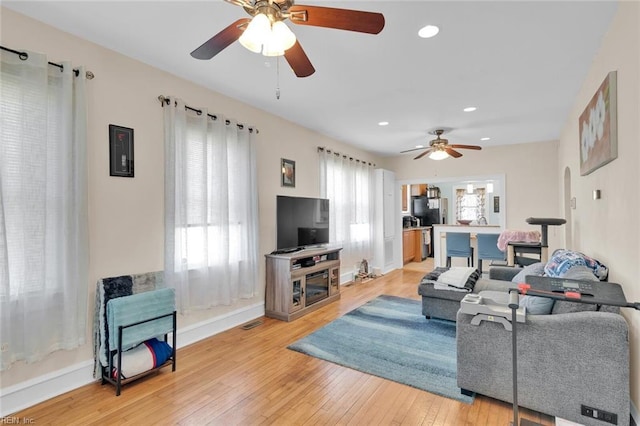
[401,129,483,160]
[190,0,385,78]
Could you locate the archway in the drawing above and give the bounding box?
[563,167,573,249]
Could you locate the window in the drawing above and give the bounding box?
[456,188,486,221]
[163,98,259,312]
[0,50,89,370]
[319,149,375,270]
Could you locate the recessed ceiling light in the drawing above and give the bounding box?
[418,25,439,39]
[481,137,491,141]
[415,145,424,149]
[463,107,477,112]
[378,121,389,126]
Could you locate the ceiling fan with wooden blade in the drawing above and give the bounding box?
[401,129,482,160]
[190,0,385,78]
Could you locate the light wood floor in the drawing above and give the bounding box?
[13,265,554,425]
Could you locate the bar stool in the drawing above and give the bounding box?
[477,233,506,273]
[446,232,474,267]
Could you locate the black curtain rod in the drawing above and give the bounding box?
[157,95,258,134]
[317,147,376,167]
[0,45,95,79]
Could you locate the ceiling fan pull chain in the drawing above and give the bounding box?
[276,56,281,100]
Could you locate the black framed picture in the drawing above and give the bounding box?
[109,124,134,177]
[281,158,295,187]
[493,196,500,213]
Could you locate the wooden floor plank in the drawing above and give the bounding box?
[11,259,558,425]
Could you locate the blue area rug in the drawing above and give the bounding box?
[287,294,473,403]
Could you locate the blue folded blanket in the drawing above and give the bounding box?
[107,288,175,352]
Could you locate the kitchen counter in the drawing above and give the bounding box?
[432,224,504,267]
[402,227,432,264]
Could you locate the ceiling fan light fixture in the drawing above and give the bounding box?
[264,21,296,55]
[429,150,449,160]
[239,13,271,53]
[241,14,296,57]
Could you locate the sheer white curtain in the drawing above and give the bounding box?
[319,149,375,270]
[163,97,259,312]
[0,50,89,370]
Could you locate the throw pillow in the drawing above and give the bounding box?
[520,295,555,315]
[511,262,553,315]
[544,249,608,280]
[511,262,545,284]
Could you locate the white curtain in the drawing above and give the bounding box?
[0,50,89,370]
[319,149,375,270]
[163,97,259,313]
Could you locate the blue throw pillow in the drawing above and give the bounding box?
[511,262,553,315]
[511,262,545,284]
[520,294,555,315]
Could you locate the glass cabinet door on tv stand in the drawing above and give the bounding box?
[265,247,342,321]
[291,278,303,313]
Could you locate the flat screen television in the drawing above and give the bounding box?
[276,195,330,251]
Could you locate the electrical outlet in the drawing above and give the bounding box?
[581,405,618,425]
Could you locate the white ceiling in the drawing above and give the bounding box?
[3,1,618,157]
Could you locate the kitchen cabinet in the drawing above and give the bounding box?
[403,229,416,264]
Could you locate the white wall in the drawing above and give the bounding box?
[0,6,381,409]
[556,0,640,414]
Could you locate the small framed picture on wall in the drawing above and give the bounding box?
[493,196,500,213]
[281,158,295,187]
[109,124,134,177]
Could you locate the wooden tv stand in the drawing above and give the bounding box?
[265,247,341,321]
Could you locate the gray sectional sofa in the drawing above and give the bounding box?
[418,264,630,426]
[418,266,517,321]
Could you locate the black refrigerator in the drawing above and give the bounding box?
[412,196,444,257]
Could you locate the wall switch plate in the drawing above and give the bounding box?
[581,404,617,425]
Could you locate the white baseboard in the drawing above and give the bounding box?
[0,303,264,417]
[0,360,96,418]
[174,302,264,348]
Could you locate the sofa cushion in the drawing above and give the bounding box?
[473,278,513,293]
[510,262,553,315]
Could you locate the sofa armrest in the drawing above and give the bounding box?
[457,310,629,425]
[489,265,521,281]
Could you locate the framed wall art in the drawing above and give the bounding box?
[281,158,295,187]
[579,71,617,176]
[109,124,134,177]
